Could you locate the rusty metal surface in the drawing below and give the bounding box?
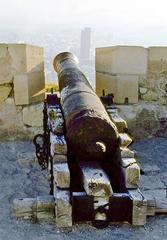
[53,52,120,162]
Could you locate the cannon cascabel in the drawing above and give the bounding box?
[53,52,120,162]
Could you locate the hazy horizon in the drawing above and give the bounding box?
[0,0,167,46]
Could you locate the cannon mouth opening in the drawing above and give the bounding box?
[53,52,79,73]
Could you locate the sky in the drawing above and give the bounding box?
[0,0,167,46]
[0,0,167,29]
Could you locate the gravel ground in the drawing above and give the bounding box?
[0,138,167,240]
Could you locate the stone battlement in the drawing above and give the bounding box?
[96,45,167,105]
[0,44,45,140]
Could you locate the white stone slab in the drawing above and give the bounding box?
[122,158,140,188]
[129,189,147,226]
[78,161,113,197]
[55,189,72,228]
[119,133,133,147]
[50,134,67,155]
[54,163,70,189]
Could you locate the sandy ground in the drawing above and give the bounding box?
[0,138,167,240]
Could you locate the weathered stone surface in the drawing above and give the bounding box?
[115,75,139,104]
[121,147,135,158]
[96,46,147,75]
[141,164,160,175]
[139,175,166,190]
[0,98,23,139]
[55,189,72,228]
[129,189,147,226]
[22,103,43,127]
[0,84,12,102]
[117,102,167,139]
[141,89,158,101]
[139,87,148,95]
[0,44,13,84]
[13,198,36,219]
[17,152,36,167]
[54,163,70,189]
[48,111,64,134]
[78,161,113,197]
[148,47,167,73]
[108,111,128,132]
[50,134,67,155]
[52,154,67,163]
[142,191,155,216]
[13,196,55,220]
[143,189,167,214]
[0,44,44,84]
[96,72,138,103]
[14,71,45,105]
[155,198,167,214]
[122,158,140,188]
[119,133,133,147]
[37,196,55,211]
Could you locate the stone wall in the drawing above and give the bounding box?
[96,45,167,138]
[96,46,167,105]
[117,102,167,139]
[0,44,45,140]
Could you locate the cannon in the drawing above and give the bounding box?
[33,52,142,228]
[54,52,119,161]
[53,52,120,162]
[53,52,126,193]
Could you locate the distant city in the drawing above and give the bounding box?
[0,27,98,87]
[0,25,167,88]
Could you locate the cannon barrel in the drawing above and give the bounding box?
[53,52,120,162]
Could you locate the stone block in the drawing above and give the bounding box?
[50,134,67,155]
[142,191,155,216]
[141,89,158,101]
[17,152,36,167]
[0,98,23,139]
[22,103,43,127]
[25,44,44,73]
[48,116,64,134]
[115,75,138,104]
[129,189,147,226]
[141,164,160,175]
[52,154,67,163]
[0,84,12,102]
[14,71,45,105]
[139,175,166,190]
[55,189,72,228]
[0,44,44,84]
[119,133,133,147]
[96,72,117,97]
[96,72,138,103]
[36,195,55,219]
[13,198,36,219]
[142,189,167,214]
[96,46,147,75]
[120,147,135,158]
[122,158,140,188]
[148,47,167,73]
[0,44,15,84]
[13,196,55,220]
[8,44,44,74]
[109,111,128,132]
[54,163,70,189]
[78,161,113,197]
